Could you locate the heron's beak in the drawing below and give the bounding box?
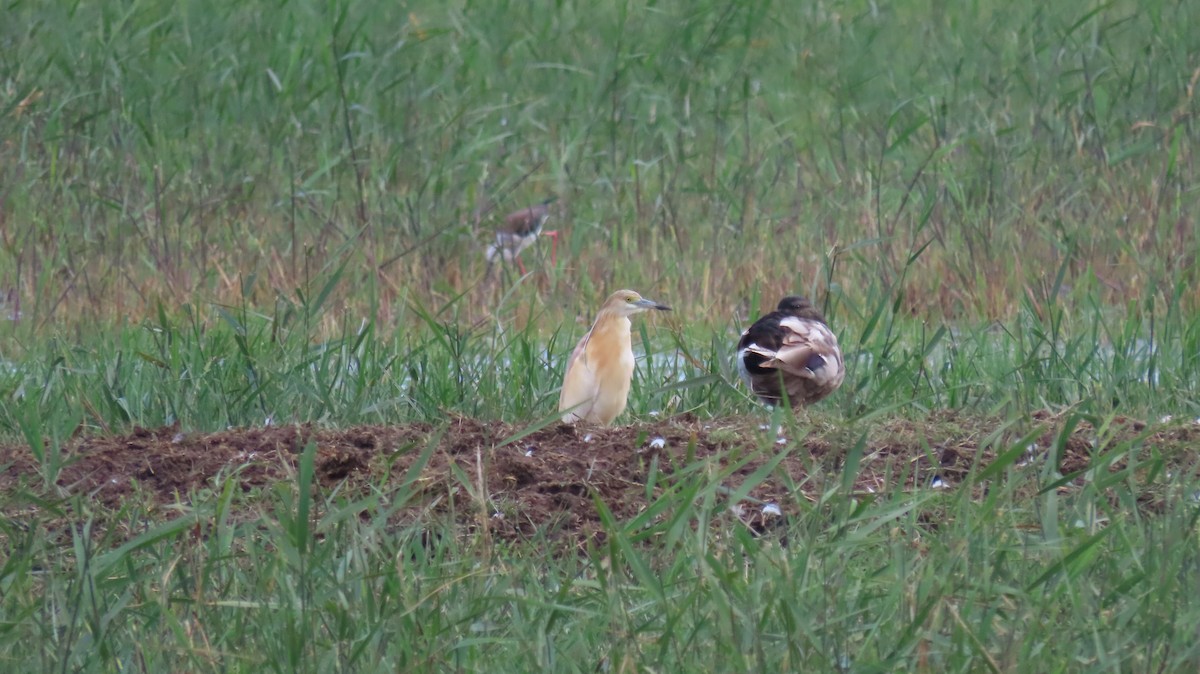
[636,298,671,311]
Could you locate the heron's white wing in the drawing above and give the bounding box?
[559,330,600,422]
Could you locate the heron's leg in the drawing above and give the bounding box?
[543,230,559,268]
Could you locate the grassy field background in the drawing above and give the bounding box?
[2,0,1200,671]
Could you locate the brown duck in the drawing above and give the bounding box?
[736,296,845,407]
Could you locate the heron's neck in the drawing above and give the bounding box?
[591,312,632,339]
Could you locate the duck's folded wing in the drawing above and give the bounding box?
[770,318,843,381]
[740,342,780,362]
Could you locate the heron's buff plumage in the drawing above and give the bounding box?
[559,290,668,425]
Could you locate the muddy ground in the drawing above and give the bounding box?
[2,411,1198,548]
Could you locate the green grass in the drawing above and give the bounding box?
[1,0,1197,326]
[1,273,1195,435]
[4,430,1200,672]
[2,0,1200,671]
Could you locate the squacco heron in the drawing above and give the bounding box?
[485,198,558,274]
[559,290,671,425]
[736,296,845,407]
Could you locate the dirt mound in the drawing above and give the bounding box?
[1,411,1195,547]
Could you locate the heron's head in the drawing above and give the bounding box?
[604,289,671,317]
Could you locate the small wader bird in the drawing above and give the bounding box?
[485,198,558,275]
[736,296,845,407]
[559,290,671,425]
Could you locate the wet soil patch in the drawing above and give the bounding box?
[2,411,1197,547]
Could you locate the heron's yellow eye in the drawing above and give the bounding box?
[625,295,636,303]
